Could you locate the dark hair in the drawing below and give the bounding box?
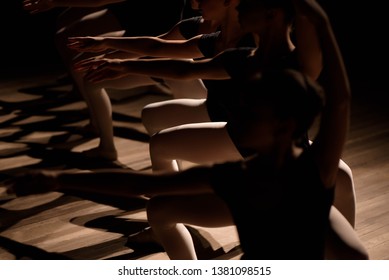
[258,0,295,23]
[239,69,324,140]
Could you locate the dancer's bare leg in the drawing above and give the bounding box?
[164,79,207,99]
[333,160,356,227]
[53,9,161,160]
[150,128,356,224]
[54,9,125,140]
[81,79,207,160]
[308,140,356,227]
[78,74,161,160]
[149,122,243,172]
[325,206,369,259]
[56,7,102,30]
[148,196,367,260]
[142,98,210,135]
[55,9,125,72]
[147,194,234,260]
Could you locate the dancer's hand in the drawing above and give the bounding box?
[23,0,55,14]
[68,37,108,53]
[73,55,109,72]
[75,58,129,82]
[4,170,60,197]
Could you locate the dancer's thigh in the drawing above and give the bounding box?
[93,74,159,91]
[142,98,209,135]
[164,79,207,99]
[56,7,102,29]
[150,122,243,164]
[57,9,124,37]
[147,194,234,228]
[325,206,369,259]
[333,159,356,227]
[56,9,125,63]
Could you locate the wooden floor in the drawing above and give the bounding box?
[0,66,388,260]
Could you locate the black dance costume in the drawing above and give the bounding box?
[178,16,204,39]
[206,47,299,123]
[196,33,257,123]
[203,46,311,154]
[210,148,334,260]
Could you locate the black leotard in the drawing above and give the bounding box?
[179,16,203,39]
[222,47,313,152]
[196,33,257,122]
[216,47,311,154]
[210,148,334,260]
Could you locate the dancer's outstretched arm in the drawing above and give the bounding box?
[74,50,232,83]
[23,0,126,14]
[7,166,214,198]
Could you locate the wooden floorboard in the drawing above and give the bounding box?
[0,66,388,260]
[0,66,241,260]
[342,84,389,260]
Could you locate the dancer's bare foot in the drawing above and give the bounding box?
[82,147,118,161]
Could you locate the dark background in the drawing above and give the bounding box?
[2,1,61,69]
[1,0,388,93]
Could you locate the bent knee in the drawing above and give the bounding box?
[141,106,158,135]
[149,133,165,158]
[146,196,177,227]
